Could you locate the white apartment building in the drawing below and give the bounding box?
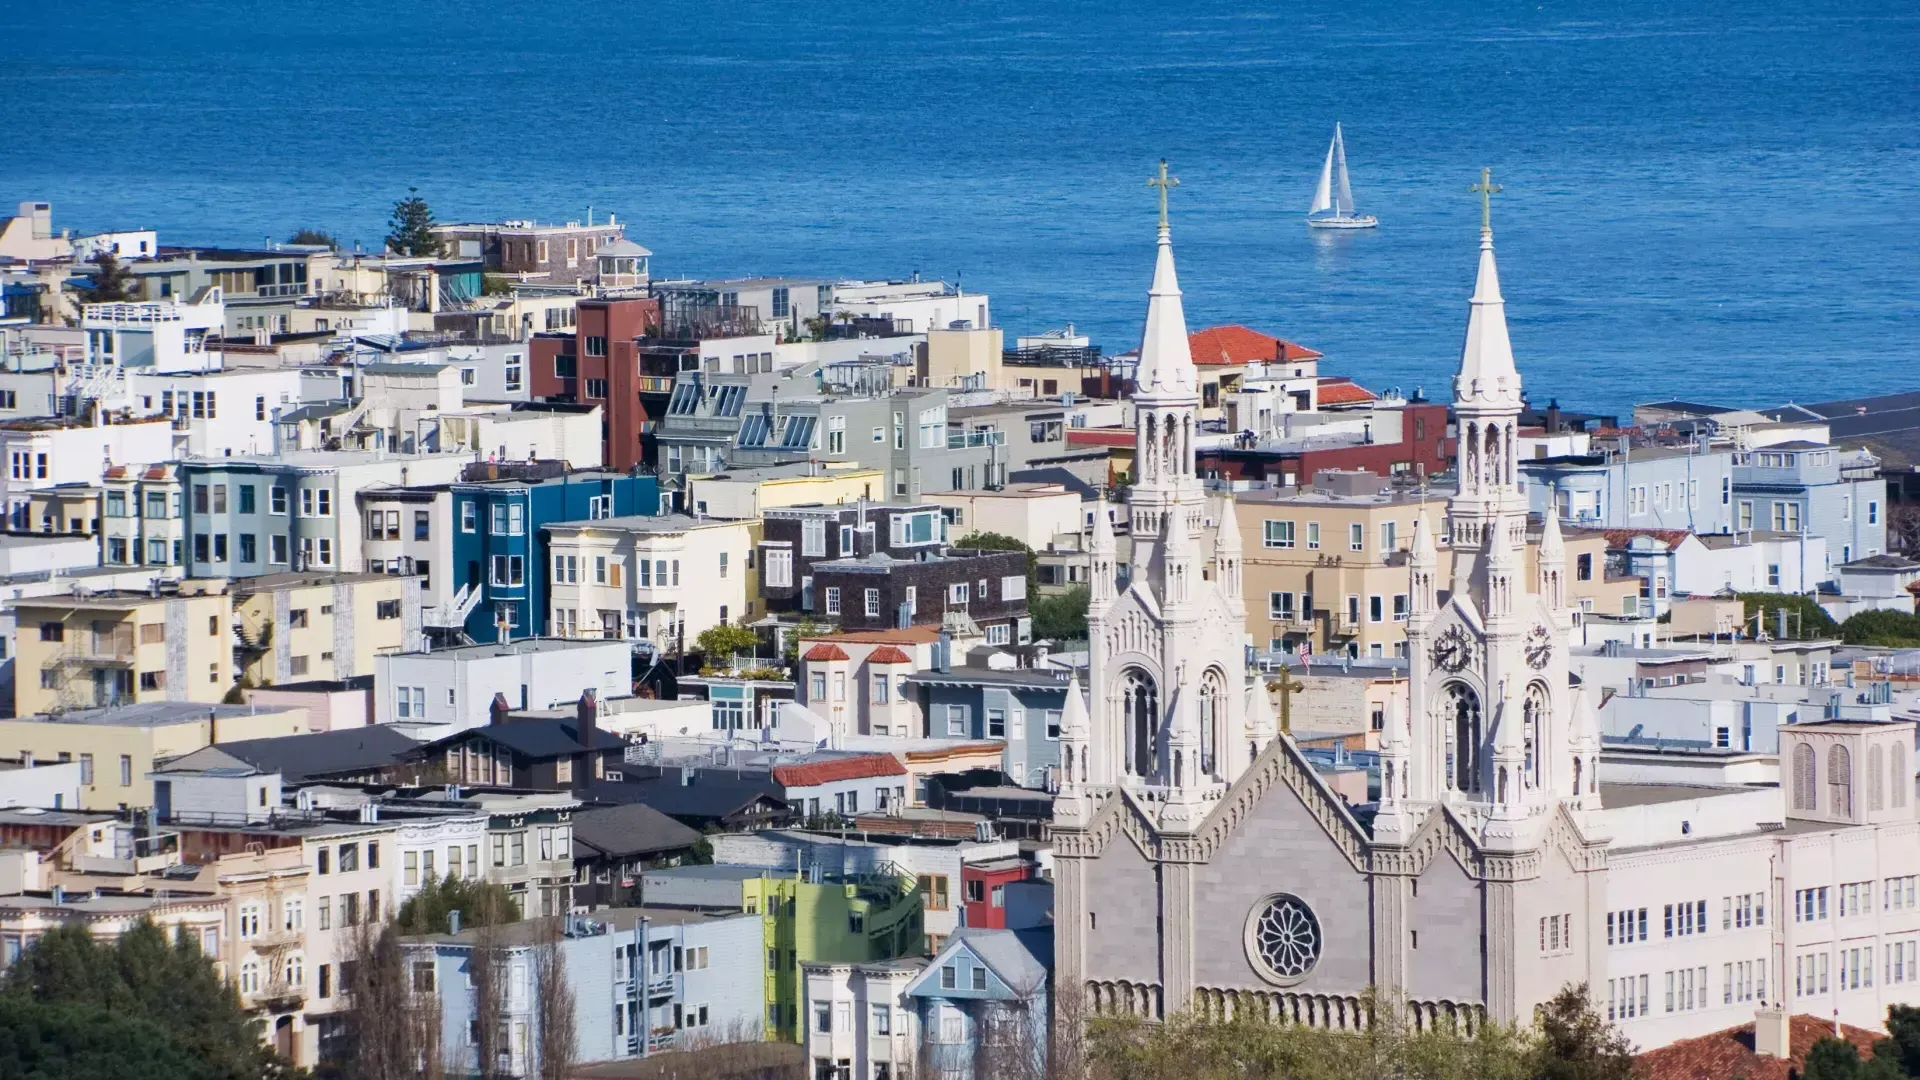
[1600,719,1920,1047]
[436,402,602,467]
[543,513,758,647]
[81,291,225,375]
[802,958,925,1080]
[373,638,632,738]
[0,416,175,531]
[833,280,991,334]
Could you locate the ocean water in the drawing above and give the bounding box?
[4,0,1917,418]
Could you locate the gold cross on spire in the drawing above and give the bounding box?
[1148,158,1180,229]
[1471,167,1502,233]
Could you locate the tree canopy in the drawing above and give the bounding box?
[696,623,762,666]
[394,873,520,935]
[1088,985,1633,1080]
[1737,592,1839,639]
[1840,608,1920,647]
[0,921,295,1080]
[954,531,1039,591]
[1032,584,1090,643]
[385,190,437,256]
[286,228,338,249]
[76,251,137,304]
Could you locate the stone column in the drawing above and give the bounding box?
[1159,849,1197,1017]
[1484,869,1518,1024]
[1370,860,1411,1000]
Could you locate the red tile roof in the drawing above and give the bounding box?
[1635,1013,1884,1080]
[1315,378,1377,406]
[1188,325,1323,366]
[1066,428,1135,447]
[866,645,913,665]
[1601,527,1693,550]
[772,754,908,788]
[802,643,849,662]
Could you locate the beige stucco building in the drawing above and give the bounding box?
[9,580,236,715]
[232,571,423,687]
[685,464,884,520]
[0,701,306,810]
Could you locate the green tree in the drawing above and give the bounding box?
[1871,1004,1920,1077]
[1840,609,1920,647]
[953,531,1038,593]
[695,623,761,668]
[394,874,520,935]
[1530,984,1635,1080]
[1031,584,1090,642]
[1737,592,1839,639]
[286,228,338,249]
[76,251,137,304]
[0,996,223,1080]
[0,920,294,1080]
[385,189,437,256]
[785,615,822,668]
[1803,1036,1864,1080]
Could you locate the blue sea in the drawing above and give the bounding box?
[4,0,1917,418]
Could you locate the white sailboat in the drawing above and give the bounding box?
[1307,123,1378,229]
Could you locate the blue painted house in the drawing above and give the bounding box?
[906,658,1069,791]
[448,464,660,643]
[904,927,1052,1080]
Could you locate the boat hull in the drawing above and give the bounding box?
[1307,215,1378,230]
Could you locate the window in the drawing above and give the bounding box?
[1269,591,1296,620]
[1001,575,1026,601]
[864,589,880,617]
[824,587,841,615]
[757,547,794,589]
[950,582,970,604]
[1379,520,1398,551]
[1263,520,1295,548]
[972,967,987,991]
[987,709,1006,737]
[1349,522,1364,551]
[1576,552,1593,580]
[945,705,968,736]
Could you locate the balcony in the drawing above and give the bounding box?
[635,376,675,393]
[947,430,1005,450]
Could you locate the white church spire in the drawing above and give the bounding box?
[1456,168,1520,407]
[1135,160,1197,400]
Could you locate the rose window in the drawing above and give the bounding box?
[1247,894,1322,982]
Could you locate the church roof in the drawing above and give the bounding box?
[1634,1014,1884,1080]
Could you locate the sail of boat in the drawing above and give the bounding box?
[1306,123,1378,229]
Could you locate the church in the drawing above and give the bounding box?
[1053,173,1920,1049]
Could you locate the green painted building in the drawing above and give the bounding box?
[641,863,924,1040]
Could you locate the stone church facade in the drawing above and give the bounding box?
[1053,198,1609,1032]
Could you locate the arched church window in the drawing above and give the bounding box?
[1792,743,1817,811]
[1245,893,1321,984]
[1062,745,1075,787]
[1572,756,1583,798]
[1869,745,1886,812]
[1497,766,1508,804]
[1121,668,1158,780]
[1443,682,1481,793]
[1383,760,1395,802]
[1895,743,1909,809]
[1522,683,1549,789]
[1829,744,1853,816]
[1198,669,1226,777]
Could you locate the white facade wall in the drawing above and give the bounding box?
[390,814,489,903]
[438,406,603,468]
[0,760,84,809]
[373,640,631,736]
[802,961,924,1080]
[0,418,174,494]
[125,367,307,457]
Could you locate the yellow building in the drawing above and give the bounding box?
[915,326,1004,389]
[1237,477,1450,659]
[1234,476,1643,658]
[232,571,421,687]
[10,580,235,716]
[684,463,883,520]
[0,701,307,809]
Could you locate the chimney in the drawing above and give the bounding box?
[489,692,511,726]
[1753,1003,1791,1059]
[577,689,599,778]
[208,708,218,745]
[448,909,463,935]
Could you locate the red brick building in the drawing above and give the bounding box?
[527,296,666,471]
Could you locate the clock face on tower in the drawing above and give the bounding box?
[1430,625,1471,673]
[1525,624,1553,670]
